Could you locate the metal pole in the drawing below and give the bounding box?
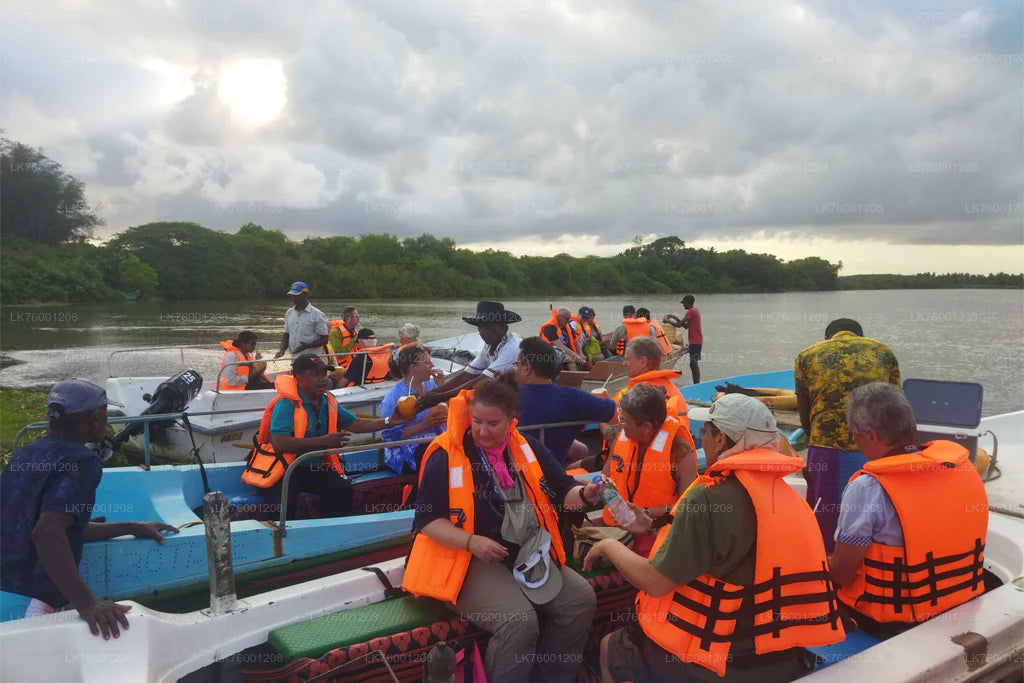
[203,491,237,614]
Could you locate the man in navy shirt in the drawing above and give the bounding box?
[0,380,177,638]
[514,336,617,466]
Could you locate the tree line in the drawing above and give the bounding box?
[1,135,1019,304]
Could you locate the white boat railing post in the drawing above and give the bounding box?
[203,491,237,614]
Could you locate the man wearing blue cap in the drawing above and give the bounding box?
[1,379,178,638]
[275,281,330,360]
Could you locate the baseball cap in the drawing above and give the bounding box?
[291,355,336,374]
[511,530,563,605]
[357,328,377,340]
[47,379,121,418]
[578,306,595,319]
[287,281,309,295]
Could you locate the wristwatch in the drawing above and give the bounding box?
[384,416,391,427]
[642,507,652,518]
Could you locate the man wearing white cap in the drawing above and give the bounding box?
[0,380,178,638]
[587,393,843,682]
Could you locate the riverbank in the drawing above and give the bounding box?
[0,389,47,465]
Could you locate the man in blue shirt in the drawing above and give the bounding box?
[260,356,412,519]
[1,379,178,638]
[515,336,617,466]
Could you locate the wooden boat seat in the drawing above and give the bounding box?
[585,360,628,382]
[555,370,587,388]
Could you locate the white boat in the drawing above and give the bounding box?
[3,380,1021,682]
[103,334,483,464]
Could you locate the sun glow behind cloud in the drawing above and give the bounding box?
[217,58,287,127]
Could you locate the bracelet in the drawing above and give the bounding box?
[464,534,473,551]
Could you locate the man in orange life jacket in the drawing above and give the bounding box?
[600,383,696,557]
[609,305,655,357]
[327,306,360,370]
[636,307,675,356]
[830,383,988,638]
[335,329,394,387]
[219,331,273,391]
[587,393,844,682]
[243,355,411,519]
[615,337,685,404]
[540,306,586,370]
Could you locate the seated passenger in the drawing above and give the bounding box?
[831,383,988,637]
[0,380,179,635]
[336,329,394,387]
[514,336,616,466]
[617,337,694,436]
[390,323,422,378]
[379,344,448,474]
[326,306,360,370]
[609,305,655,357]
[539,306,586,370]
[241,356,410,519]
[589,394,845,682]
[600,383,696,556]
[219,331,273,391]
[636,307,674,356]
[403,375,601,683]
[571,306,608,364]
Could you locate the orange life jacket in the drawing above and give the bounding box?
[635,450,845,676]
[649,319,673,355]
[837,440,988,624]
[327,322,358,370]
[348,343,395,384]
[240,374,345,488]
[616,317,652,355]
[402,390,567,603]
[539,311,580,355]
[604,414,686,525]
[616,371,695,456]
[218,340,252,391]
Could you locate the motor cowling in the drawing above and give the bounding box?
[112,369,204,446]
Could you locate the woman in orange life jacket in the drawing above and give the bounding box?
[219,331,273,391]
[326,306,360,370]
[244,355,412,519]
[587,393,844,682]
[378,343,448,474]
[334,329,395,387]
[599,383,697,557]
[830,383,988,639]
[403,374,602,683]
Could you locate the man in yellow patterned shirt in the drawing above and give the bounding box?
[795,318,900,552]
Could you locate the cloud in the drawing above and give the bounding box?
[0,0,1020,273]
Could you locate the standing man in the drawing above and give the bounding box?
[417,301,523,408]
[1,380,178,636]
[795,318,900,552]
[275,281,329,361]
[663,294,702,383]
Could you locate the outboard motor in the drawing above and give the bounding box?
[111,369,204,447]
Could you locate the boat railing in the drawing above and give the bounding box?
[13,407,266,468]
[106,344,225,376]
[212,344,469,393]
[274,419,598,536]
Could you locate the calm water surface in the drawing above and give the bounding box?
[1,290,1021,416]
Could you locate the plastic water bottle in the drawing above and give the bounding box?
[592,475,636,527]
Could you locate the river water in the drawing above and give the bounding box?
[1,290,1021,416]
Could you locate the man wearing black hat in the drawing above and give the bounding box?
[417,302,523,408]
[1,379,178,638]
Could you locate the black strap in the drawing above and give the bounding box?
[361,566,405,600]
[860,539,985,609]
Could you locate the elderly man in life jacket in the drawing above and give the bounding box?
[616,337,695,440]
[241,355,412,519]
[540,306,587,370]
[588,393,845,682]
[600,383,696,556]
[830,383,988,638]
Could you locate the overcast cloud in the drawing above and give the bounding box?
[2,0,1021,273]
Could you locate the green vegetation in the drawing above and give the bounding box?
[0,390,48,466]
[1,134,1019,304]
[840,273,1021,289]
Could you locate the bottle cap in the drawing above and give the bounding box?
[591,475,602,484]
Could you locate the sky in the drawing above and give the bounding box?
[1,0,1022,275]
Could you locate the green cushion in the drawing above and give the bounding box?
[268,596,451,661]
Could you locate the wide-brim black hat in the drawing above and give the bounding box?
[461,301,522,326]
